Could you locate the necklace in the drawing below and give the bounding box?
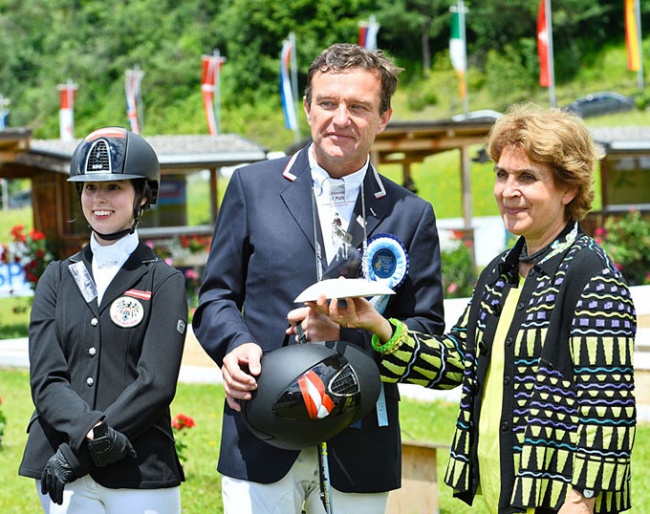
[519,241,551,263]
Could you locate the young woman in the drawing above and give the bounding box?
[19,127,188,514]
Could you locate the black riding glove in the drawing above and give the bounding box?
[41,446,79,505]
[86,423,137,467]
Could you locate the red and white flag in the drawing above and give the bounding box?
[125,67,144,134]
[537,0,551,87]
[201,54,226,136]
[57,80,78,141]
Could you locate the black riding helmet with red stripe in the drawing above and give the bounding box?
[68,127,160,240]
[240,341,381,451]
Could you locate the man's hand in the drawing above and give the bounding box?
[87,424,137,467]
[221,343,263,411]
[41,447,79,505]
[286,301,341,343]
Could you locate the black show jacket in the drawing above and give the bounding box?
[19,242,188,489]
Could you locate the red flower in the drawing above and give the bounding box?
[29,229,46,241]
[172,413,196,431]
[10,224,25,242]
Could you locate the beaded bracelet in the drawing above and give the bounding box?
[371,318,409,355]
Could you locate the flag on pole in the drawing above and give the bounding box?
[450,5,467,99]
[537,0,551,87]
[625,0,641,72]
[0,95,9,129]
[57,79,78,141]
[280,37,298,132]
[358,15,380,51]
[201,54,226,136]
[125,66,144,134]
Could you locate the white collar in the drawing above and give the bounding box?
[90,231,139,269]
[309,145,367,197]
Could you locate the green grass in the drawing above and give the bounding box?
[0,298,31,340]
[1,368,648,513]
[0,208,33,244]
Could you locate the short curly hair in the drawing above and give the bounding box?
[304,43,403,115]
[486,103,604,221]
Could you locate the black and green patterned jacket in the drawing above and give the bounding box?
[380,223,636,513]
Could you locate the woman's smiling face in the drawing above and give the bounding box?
[494,145,576,252]
[81,180,137,245]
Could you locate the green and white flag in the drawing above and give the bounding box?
[450,2,467,99]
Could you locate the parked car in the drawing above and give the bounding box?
[9,189,32,209]
[451,109,503,122]
[564,92,634,118]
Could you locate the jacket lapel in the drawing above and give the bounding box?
[348,163,389,249]
[279,149,318,252]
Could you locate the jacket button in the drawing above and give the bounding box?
[86,377,94,386]
[516,301,525,311]
[91,318,98,326]
[88,347,97,357]
[504,375,511,385]
[505,336,513,346]
[500,421,510,431]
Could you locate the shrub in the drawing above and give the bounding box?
[440,230,477,298]
[597,209,650,286]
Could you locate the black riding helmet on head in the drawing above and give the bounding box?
[68,127,160,240]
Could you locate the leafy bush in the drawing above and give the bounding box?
[596,209,650,286]
[440,230,477,298]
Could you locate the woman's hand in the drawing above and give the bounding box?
[307,295,394,343]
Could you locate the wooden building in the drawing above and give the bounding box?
[0,133,268,257]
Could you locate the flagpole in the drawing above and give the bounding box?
[214,49,222,135]
[634,0,645,91]
[545,0,557,107]
[135,64,144,134]
[458,1,469,116]
[289,32,301,143]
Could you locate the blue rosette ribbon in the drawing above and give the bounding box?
[363,233,409,314]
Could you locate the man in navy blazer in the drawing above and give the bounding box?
[193,43,445,514]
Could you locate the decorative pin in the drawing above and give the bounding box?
[110,296,145,328]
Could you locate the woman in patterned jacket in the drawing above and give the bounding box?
[309,104,636,514]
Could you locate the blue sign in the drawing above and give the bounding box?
[0,262,33,298]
